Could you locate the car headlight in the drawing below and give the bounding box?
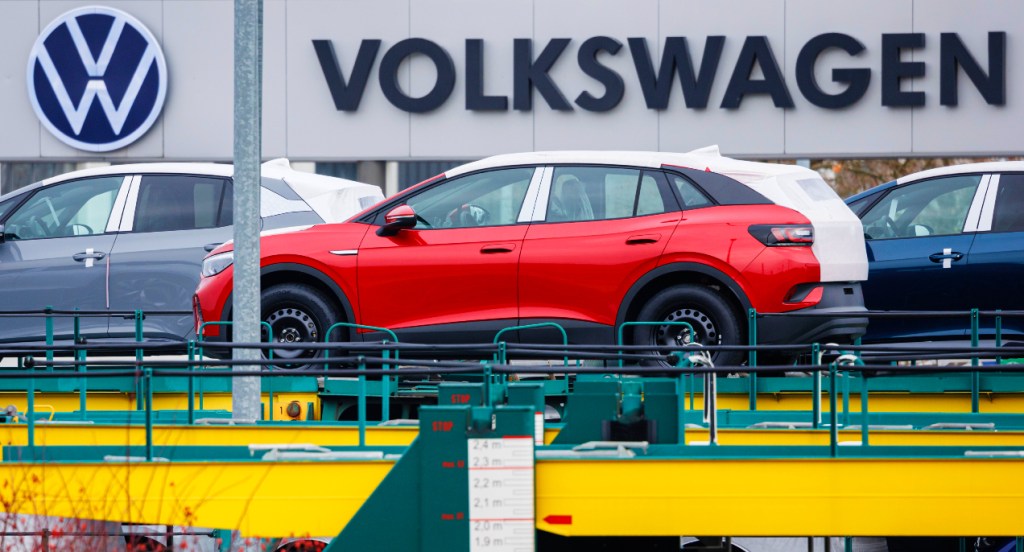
[202,251,234,277]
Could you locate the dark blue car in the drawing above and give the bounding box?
[845,162,1024,342]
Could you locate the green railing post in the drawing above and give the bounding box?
[496,322,570,399]
[829,363,838,457]
[26,357,35,455]
[495,322,568,367]
[44,306,54,370]
[674,351,689,445]
[483,364,493,407]
[357,356,366,447]
[970,308,980,413]
[74,308,87,420]
[266,356,273,422]
[812,343,821,429]
[845,338,860,428]
[187,341,196,425]
[617,321,695,368]
[842,368,850,428]
[860,371,870,446]
[325,322,399,422]
[381,341,391,422]
[144,367,154,462]
[747,308,758,410]
[135,309,145,410]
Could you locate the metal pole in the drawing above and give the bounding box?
[187,341,196,425]
[747,308,757,410]
[75,309,87,419]
[232,0,263,421]
[135,309,144,410]
[812,343,821,429]
[144,367,153,462]
[970,308,980,413]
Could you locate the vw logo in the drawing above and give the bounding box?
[27,6,168,152]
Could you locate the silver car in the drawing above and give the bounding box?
[0,159,383,348]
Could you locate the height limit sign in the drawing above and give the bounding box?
[468,436,534,552]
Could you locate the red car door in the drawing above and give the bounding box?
[357,167,537,342]
[518,166,680,342]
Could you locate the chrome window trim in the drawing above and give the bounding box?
[527,166,554,222]
[962,174,991,233]
[118,174,142,232]
[105,175,133,233]
[975,174,1000,232]
[516,166,546,223]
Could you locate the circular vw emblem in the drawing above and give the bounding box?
[27,6,168,152]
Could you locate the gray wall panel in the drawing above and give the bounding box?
[261,0,288,159]
[0,1,40,159]
[657,0,787,156]
[1,0,1020,161]
[162,0,232,159]
[285,0,411,160]
[534,0,659,152]
[409,0,533,158]
[911,0,1023,156]
[784,0,913,157]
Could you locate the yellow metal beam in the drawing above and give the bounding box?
[0,460,391,538]
[0,392,322,421]
[706,392,1024,413]
[0,424,418,447]
[535,458,1024,537]
[3,424,1024,448]
[2,455,1022,538]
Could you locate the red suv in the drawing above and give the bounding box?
[194,150,868,366]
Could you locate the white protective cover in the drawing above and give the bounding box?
[690,148,868,283]
[261,159,385,223]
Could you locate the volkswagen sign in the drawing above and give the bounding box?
[27,6,168,153]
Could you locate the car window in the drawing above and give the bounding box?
[669,174,713,209]
[134,175,230,233]
[860,175,981,239]
[0,196,18,221]
[405,168,533,229]
[2,177,122,240]
[992,174,1024,233]
[547,167,666,222]
[846,194,877,216]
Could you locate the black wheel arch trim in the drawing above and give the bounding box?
[616,262,752,330]
[215,263,357,341]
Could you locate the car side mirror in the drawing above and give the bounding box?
[376,205,417,237]
[0,224,5,244]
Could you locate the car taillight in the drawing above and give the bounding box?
[748,224,814,246]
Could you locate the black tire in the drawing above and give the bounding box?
[633,285,744,368]
[261,284,341,370]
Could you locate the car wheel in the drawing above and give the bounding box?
[633,285,744,367]
[261,284,340,370]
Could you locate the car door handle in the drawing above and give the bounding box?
[72,250,107,262]
[204,242,222,252]
[626,234,661,245]
[481,243,516,254]
[928,251,964,262]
